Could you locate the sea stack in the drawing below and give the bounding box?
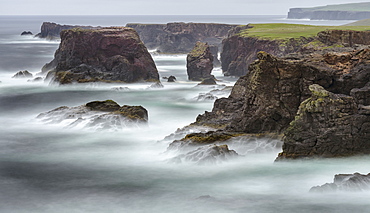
[186,42,214,81]
[43,27,160,84]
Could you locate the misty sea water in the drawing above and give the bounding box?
[0,15,369,213]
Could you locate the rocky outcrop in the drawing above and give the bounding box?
[187,42,214,81]
[43,27,159,84]
[35,22,99,40]
[310,173,370,192]
[196,51,333,132]
[183,48,370,159]
[277,84,370,159]
[12,70,33,78]
[126,22,236,55]
[37,100,148,130]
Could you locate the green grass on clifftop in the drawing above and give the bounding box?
[238,23,370,40]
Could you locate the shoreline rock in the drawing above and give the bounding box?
[310,173,370,192]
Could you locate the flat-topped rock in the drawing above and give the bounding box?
[43,27,159,84]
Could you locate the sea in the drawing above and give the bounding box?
[0,15,369,213]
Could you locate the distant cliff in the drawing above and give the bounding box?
[288,2,370,20]
[35,22,99,40]
[126,22,236,53]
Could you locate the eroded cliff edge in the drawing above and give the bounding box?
[177,45,370,159]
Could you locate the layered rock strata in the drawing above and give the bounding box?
[186,42,214,81]
[43,27,159,84]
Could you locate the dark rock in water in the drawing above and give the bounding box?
[310,173,370,192]
[277,84,370,159]
[27,77,43,82]
[170,144,238,164]
[187,42,214,81]
[43,27,160,84]
[126,22,237,54]
[168,130,245,152]
[12,70,33,78]
[198,78,217,85]
[35,22,99,40]
[37,100,148,130]
[167,75,176,82]
[86,100,121,112]
[148,82,164,89]
[21,31,33,36]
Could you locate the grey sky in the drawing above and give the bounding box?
[1,0,370,15]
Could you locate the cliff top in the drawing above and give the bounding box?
[291,2,370,12]
[237,23,370,40]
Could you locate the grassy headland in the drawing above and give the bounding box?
[238,23,370,40]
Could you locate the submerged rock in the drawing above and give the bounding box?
[37,100,148,130]
[310,173,370,192]
[12,70,33,78]
[43,27,159,84]
[186,42,214,81]
[21,31,33,36]
[169,144,238,164]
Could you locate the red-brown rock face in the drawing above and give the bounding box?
[44,27,159,84]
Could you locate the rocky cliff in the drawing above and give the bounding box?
[182,47,370,159]
[44,27,159,84]
[221,27,370,77]
[126,22,236,54]
[35,22,99,40]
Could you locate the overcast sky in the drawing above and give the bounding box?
[1,0,370,15]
